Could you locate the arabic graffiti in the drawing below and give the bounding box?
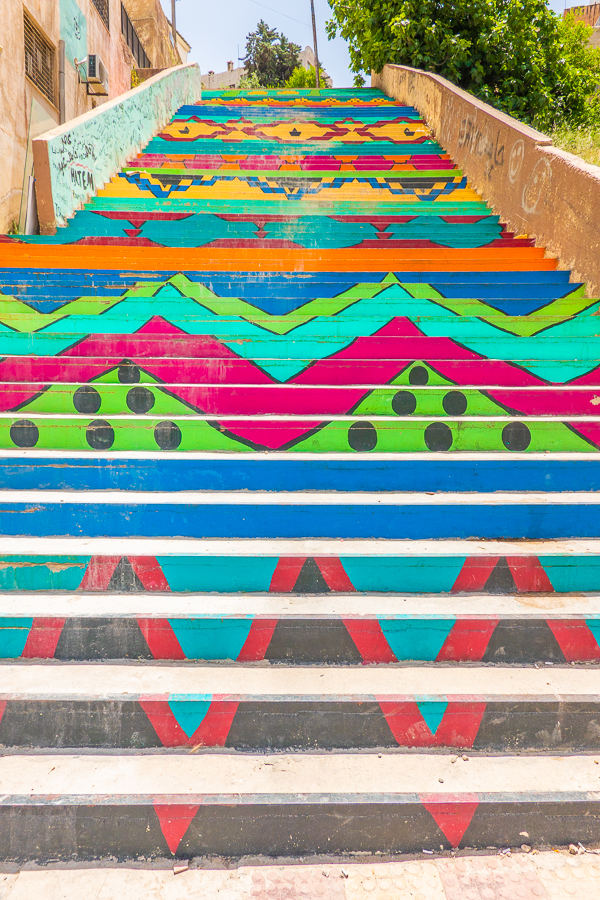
[43,65,202,227]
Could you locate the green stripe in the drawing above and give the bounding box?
[90,198,489,215]
[123,168,461,179]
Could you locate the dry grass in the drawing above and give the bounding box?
[550,124,600,167]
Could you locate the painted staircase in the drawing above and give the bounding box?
[0,87,600,858]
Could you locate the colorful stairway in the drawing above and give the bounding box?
[0,86,600,858]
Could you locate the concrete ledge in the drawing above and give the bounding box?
[372,65,600,296]
[32,63,202,234]
[0,754,599,857]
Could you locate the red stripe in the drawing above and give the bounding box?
[378,700,485,747]
[343,619,396,664]
[237,619,278,661]
[140,699,238,747]
[436,619,498,662]
[546,620,600,662]
[79,556,121,591]
[137,619,185,660]
[153,804,200,855]
[21,618,66,658]
[269,558,306,592]
[129,557,171,591]
[451,558,500,592]
[420,796,479,847]
[506,556,554,592]
[315,558,356,592]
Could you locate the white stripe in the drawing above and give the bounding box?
[0,592,596,618]
[0,753,598,796]
[0,490,599,504]
[0,450,596,462]
[0,536,595,555]
[2,413,600,422]
[2,382,600,391]
[0,663,596,696]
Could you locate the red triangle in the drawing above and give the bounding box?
[153,803,200,854]
[420,795,479,847]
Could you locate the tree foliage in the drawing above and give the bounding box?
[285,64,328,88]
[243,20,301,88]
[326,0,600,126]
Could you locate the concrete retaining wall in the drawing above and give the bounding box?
[33,62,202,234]
[373,65,600,296]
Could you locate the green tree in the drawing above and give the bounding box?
[243,20,301,88]
[285,64,328,88]
[326,0,600,125]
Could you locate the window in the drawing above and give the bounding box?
[91,0,110,31]
[23,12,56,105]
[121,4,151,68]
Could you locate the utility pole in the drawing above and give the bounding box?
[171,0,177,57]
[310,0,320,89]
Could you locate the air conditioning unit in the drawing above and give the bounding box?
[86,54,109,95]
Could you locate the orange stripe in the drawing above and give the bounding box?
[0,245,557,272]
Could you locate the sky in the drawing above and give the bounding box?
[160,0,569,90]
[159,0,354,86]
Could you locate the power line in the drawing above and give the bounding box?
[245,0,327,34]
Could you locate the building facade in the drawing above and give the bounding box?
[201,47,332,90]
[564,3,600,46]
[0,0,187,234]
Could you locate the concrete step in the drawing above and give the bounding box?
[0,662,598,750]
[1,592,599,663]
[3,452,600,492]
[2,490,600,539]
[0,535,597,592]
[0,752,598,858]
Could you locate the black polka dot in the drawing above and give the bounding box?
[502,422,531,451]
[392,390,417,416]
[442,391,467,416]
[118,363,140,384]
[73,385,101,414]
[409,366,429,385]
[155,420,182,450]
[126,387,155,414]
[348,421,378,451]
[86,419,115,450]
[424,422,453,451]
[10,419,38,448]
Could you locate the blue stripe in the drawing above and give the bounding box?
[0,503,599,538]
[3,459,600,493]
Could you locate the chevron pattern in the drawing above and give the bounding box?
[0,85,599,859]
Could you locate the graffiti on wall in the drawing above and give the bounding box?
[59,0,87,68]
[42,65,202,227]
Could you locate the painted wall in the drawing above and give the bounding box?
[33,62,202,232]
[372,64,600,297]
[0,0,143,234]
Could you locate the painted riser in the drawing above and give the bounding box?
[0,798,597,860]
[0,553,595,594]
[2,457,600,492]
[0,698,598,751]
[5,503,600,538]
[2,615,600,663]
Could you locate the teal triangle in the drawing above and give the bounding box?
[586,621,600,649]
[379,619,456,661]
[416,700,448,735]
[168,695,212,738]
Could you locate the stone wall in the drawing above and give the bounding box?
[373,64,600,297]
[32,62,201,232]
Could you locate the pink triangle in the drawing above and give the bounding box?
[153,803,200,854]
[420,795,479,847]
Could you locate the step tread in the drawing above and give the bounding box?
[0,663,593,697]
[0,752,596,797]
